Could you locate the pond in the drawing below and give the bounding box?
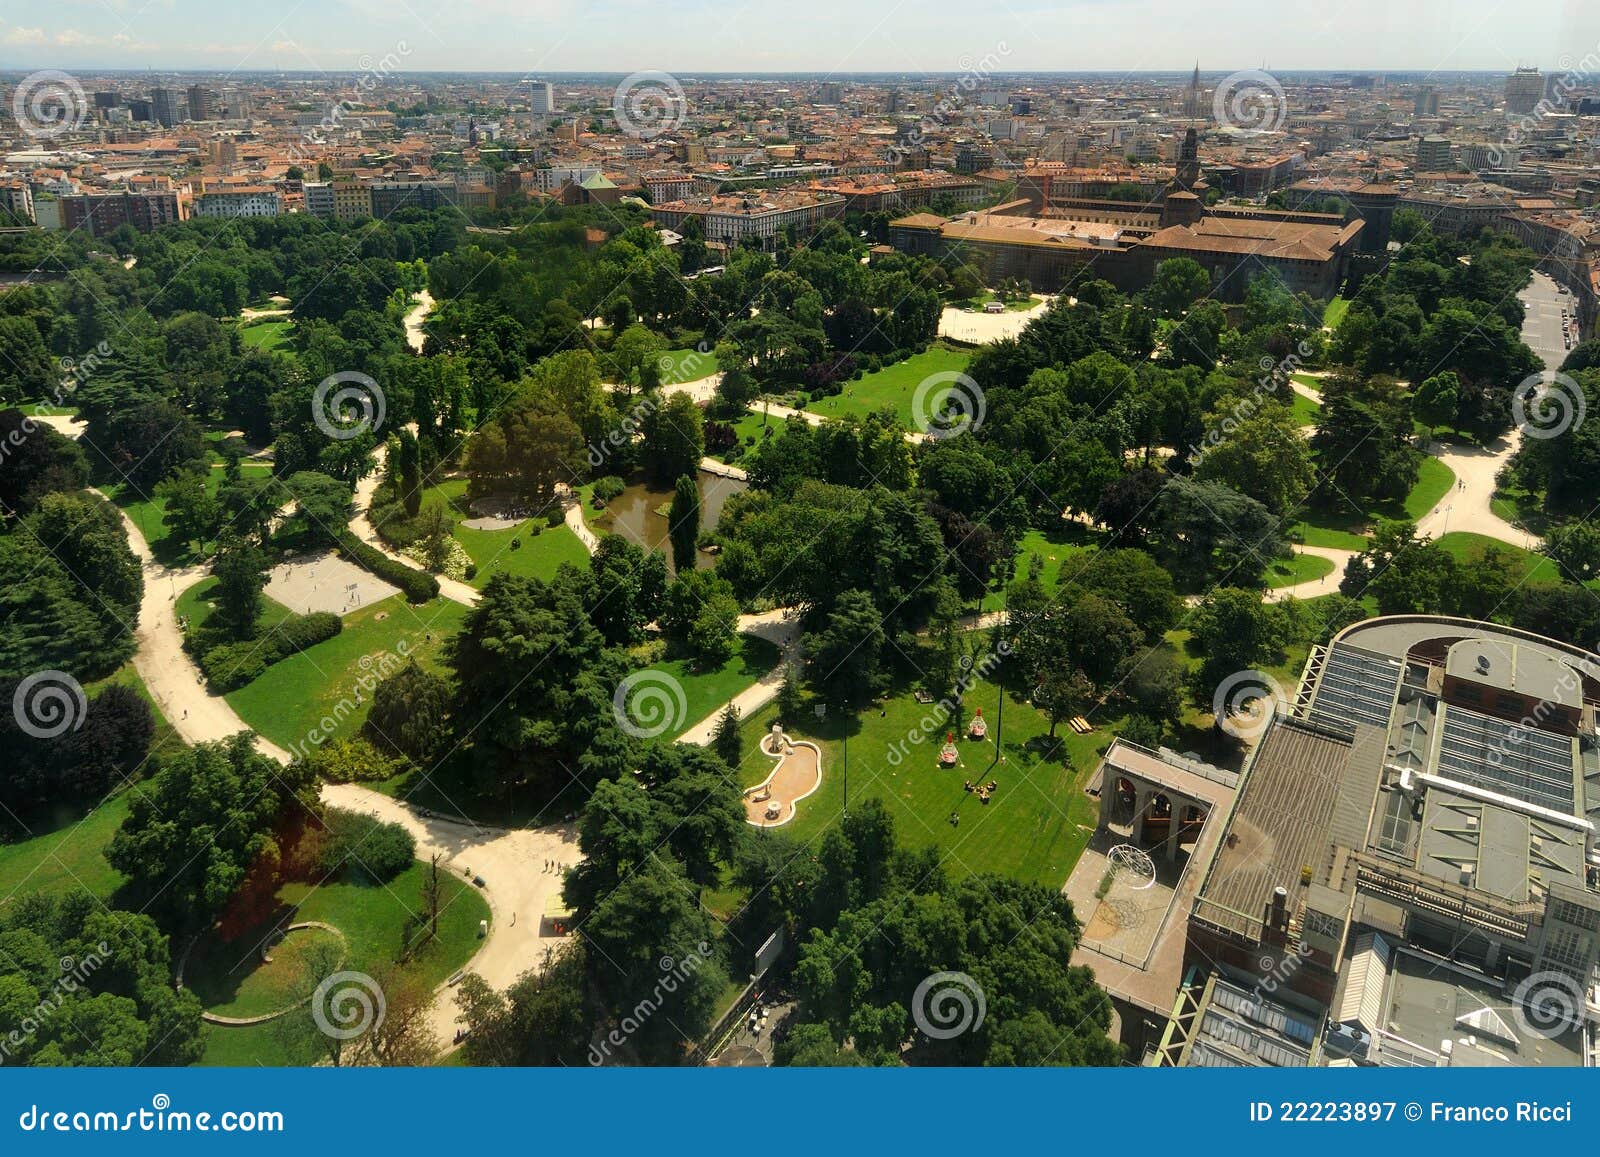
[599,470,746,573]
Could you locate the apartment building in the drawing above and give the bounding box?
[60,190,184,236]
[195,186,282,219]
[648,191,846,251]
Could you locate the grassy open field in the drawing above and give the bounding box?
[238,318,295,352]
[805,346,972,428]
[221,593,469,753]
[382,477,593,588]
[0,791,132,910]
[1266,551,1336,588]
[734,676,1108,889]
[643,635,783,733]
[197,860,489,1066]
[1322,297,1352,330]
[1435,531,1562,587]
[657,347,719,385]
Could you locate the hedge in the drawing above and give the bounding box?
[200,611,342,692]
[336,532,439,602]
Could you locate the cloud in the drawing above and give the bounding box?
[3,26,48,46]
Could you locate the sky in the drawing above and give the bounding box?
[0,0,1596,76]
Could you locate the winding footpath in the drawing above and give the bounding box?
[101,483,578,1052]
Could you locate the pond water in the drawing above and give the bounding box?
[600,470,746,572]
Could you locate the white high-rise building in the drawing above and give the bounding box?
[530,82,555,117]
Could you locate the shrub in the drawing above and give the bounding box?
[300,736,401,784]
[336,532,439,602]
[592,475,625,502]
[317,808,415,884]
[199,612,342,691]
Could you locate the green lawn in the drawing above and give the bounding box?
[457,521,591,587]
[198,859,489,1065]
[949,294,1040,313]
[805,346,972,428]
[711,407,787,465]
[239,318,294,352]
[1290,521,1370,551]
[639,635,783,734]
[377,476,593,588]
[1404,455,1456,520]
[0,663,182,910]
[1289,392,1321,427]
[0,791,132,909]
[981,529,1095,611]
[1266,551,1336,588]
[657,347,719,385]
[1293,454,1455,549]
[179,576,298,638]
[1322,297,1352,330]
[734,676,1106,889]
[185,925,344,1019]
[223,594,470,754]
[1435,532,1562,587]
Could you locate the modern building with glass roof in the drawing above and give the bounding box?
[1157,616,1600,1067]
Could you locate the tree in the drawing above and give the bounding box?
[0,316,53,404]
[365,660,453,765]
[712,703,742,769]
[1151,476,1285,589]
[106,735,320,931]
[1414,370,1460,436]
[210,538,268,638]
[805,589,883,709]
[1193,401,1316,516]
[0,409,88,513]
[641,391,705,484]
[279,470,353,544]
[668,473,700,573]
[1341,520,1456,615]
[713,349,757,414]
[1543,521,1600,584]
[777,664,803,725]
[1147,257,1211,318]
[1190,587,1287,704]
[458,943,594,1066]
[420,853,443,940]
[577,857,727,1063]
[0,893,204,1066]
[156,470,220,553]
